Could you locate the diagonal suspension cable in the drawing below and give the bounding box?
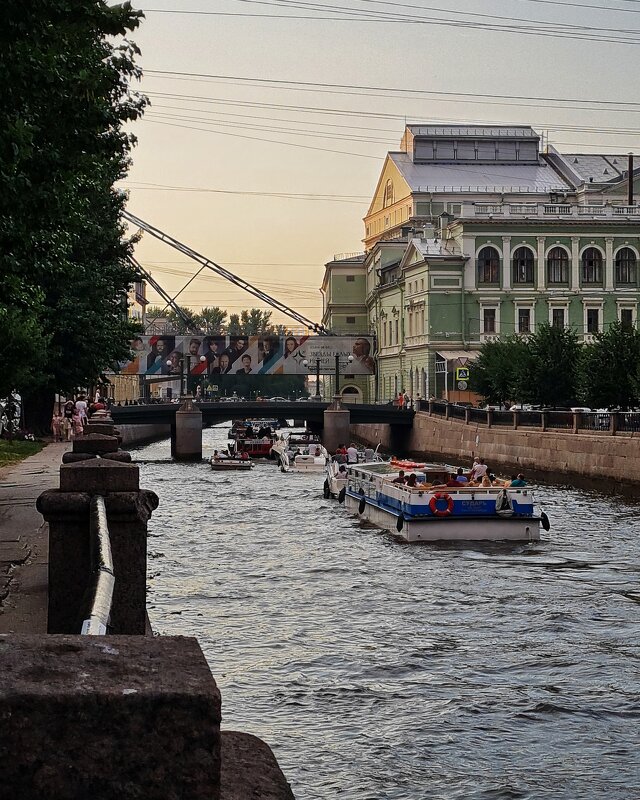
[122,210,330,334]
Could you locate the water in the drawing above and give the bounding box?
[136,424,640,799]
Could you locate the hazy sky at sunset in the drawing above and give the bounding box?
[119,0,640,327]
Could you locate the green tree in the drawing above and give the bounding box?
[579,321,640,410]
[197,307,227,335]
[240,308,274,335]
[469,336,529,406]
[0,1,147,429]
[519,323,580,408]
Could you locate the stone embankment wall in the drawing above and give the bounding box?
[352,412,640,485]
[117,423,171,448]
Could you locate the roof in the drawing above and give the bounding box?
[560,154,628,184]
[389,152,571,194]
[435,350,478,362]
[405,125,538,140]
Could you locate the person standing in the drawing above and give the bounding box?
[62,400,75,442]
[75,394,88,428]
[403,390,410,410]
[397,391,405,411]
[347,443,358,464]
[51,410,62,442]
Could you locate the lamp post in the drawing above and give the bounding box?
[302,358,322,400]
[334,353,353,402]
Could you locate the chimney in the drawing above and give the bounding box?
[628,153,634,206]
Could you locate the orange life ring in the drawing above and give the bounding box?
[429,492,454,517]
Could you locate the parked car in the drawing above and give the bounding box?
[509,404,535,412]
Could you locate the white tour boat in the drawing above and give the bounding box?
[271,434,329,473]
[323,446,386,499]
[210,451,254,471]
[338,461,549,543]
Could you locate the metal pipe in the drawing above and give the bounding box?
[629,153,635,206]
[81,495,115,635]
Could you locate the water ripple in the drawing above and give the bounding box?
[135,425,640,800]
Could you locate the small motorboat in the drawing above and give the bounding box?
[271,435,329,473]
[210,451,254,471]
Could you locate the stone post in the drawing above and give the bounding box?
[487,409,493,429]
[323,396,351,453]
[610,412,619,436]
[174,395,203,462]
[37,459,158,634]
[444,402,451,420]
[0,634,221,800]
[513,410,519,430]
[572,411,580,434]
[541,411,548,432]
[465,408,471,425]
[428,400,434,416]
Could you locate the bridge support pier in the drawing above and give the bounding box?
[323,397,350,453]
[173,396,203,462]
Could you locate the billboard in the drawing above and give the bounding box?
[120,335,375,377]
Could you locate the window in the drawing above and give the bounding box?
[518,308,531,333]
[582,248,603,284]
[477,246,500,284]
[346,275,355,282]
[552,308,565,329]
[394,319,399,343]
[346,316,355,324]
[483,308,496,333]
[615,248,637,285]
[587,308,600,333]
[420,279,424,291]
[547,247,569,284]
[383,179,394,208]
[620,308,634,330]
[512,247,535,283]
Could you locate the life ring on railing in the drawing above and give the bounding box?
[429,492,454,517]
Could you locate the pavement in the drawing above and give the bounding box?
[0,442,69,633]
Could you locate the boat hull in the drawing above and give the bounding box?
[345,494,541,543]
[210,460,254,471]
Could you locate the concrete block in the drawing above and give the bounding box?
[60,459,139,494]
[0,634,221,800]
[73,433,119,454]
[101,451,133,463]
[62,453,98,464]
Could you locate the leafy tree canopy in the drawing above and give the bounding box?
[0,1,147,424]
[579,321,640,410]
[469,336,529,406]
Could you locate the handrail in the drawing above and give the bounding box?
[81,495,115,635]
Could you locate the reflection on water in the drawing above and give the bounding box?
[136,424,640,800]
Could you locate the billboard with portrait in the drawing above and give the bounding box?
[120,335,376,376]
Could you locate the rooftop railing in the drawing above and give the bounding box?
[468,203,640,220]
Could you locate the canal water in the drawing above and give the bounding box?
[135,424,640,800]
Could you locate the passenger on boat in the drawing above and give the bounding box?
[212,450,221,462]
[392,470,406,485]
[314,446,322,457]
[347,443,358,464]
[470,458,488,481]
[240,451,250,461]
[455,467,469,484]
[481,474,493,487]
[406,473,418,488]
[439,473,461,488]
[510,473,527,487]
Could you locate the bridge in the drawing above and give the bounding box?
[111,400,414,427]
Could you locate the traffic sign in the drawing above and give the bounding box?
[455,367,470,381]
[457,380,468,390]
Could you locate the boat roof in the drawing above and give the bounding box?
[350,462,448,475]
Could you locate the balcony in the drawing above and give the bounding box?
[466,203,640,220]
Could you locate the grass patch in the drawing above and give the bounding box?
[0,440,45,468]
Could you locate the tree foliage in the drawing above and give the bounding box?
[469,336,529,406]
[579,322,640,410]
[520,324,580,407]
[227,309,274,335]
[0,1,147,424]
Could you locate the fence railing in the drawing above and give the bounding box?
[81,495,115,636]
[416,401,640,436]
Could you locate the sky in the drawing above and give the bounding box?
[118,0,640,328]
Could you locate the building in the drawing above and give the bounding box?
[323,124,640,402]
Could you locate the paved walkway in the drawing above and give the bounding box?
[0,442,69,633]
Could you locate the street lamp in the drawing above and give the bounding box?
[302,358,322,400]
[334,353,354,399]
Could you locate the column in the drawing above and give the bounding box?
[605,237,614,291]
[537,236,546,290]
[502,236,511,290]
[571,236,580,289]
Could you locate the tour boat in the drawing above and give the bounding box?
[323,446,386,498]
[228,435,278,459]
[338,462,549,543]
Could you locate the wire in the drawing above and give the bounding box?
[124,181,369,204]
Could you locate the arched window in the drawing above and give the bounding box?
[383,179,394,208]
[615,248,637,285]
[512,247,535,283]
[477,246,500,284]
[582,247,603,283]
[547,247,569,284]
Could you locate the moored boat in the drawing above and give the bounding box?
[339,462,549,543]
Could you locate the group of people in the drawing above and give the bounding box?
[392,458,528,490]
[396,391,413,410]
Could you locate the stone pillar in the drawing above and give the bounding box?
[605,237,614,291]
[174,395,203,462]
[541,411,548,432]
[571,236,580,289]
[0,634,221,800]
[323,400,351,453]
[513,410,519,430]
[37,460,158,634]
[465,408,471,425]
[537,236,546,289]
[502,236,512,290]
[610,412,619,436]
